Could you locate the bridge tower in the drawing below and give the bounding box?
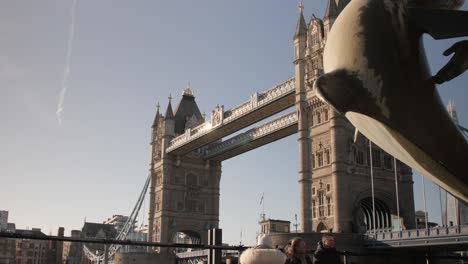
[147,87,221,248]
[296,0,416,233]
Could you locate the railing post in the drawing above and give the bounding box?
[207,228,222,264]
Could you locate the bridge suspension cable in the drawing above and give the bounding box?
[393,157,401,230]
[421,175,429,230]
[82,174,151,263]
[369,140,376,235]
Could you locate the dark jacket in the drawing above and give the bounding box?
[285,254,313,264]
[313,242,340,264]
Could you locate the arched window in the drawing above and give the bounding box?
[384,155,393,170]
[356,150,364,165]
[372,148,382,167]
[312,154,316,169]
[312,200,317,219]
[317,152,324,167]
[318,192,325,217]
[186,173,198,186]
[325,149,331,165]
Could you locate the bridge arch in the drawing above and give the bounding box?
[316,222,328,233]
[171,230,202,253]
[355,197,392,232]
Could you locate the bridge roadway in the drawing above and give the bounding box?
[166,77,295,156]
[202,111,298,161]
[364,225,468,251]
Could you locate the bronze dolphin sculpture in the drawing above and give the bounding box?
[314,0,468,202]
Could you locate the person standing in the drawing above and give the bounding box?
[285,237,313,264]
[313,234,340,264]
[239,234,286,264]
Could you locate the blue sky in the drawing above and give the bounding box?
[0,0,466,246]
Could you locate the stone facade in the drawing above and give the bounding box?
[294,0,415,233]
[259,219,290,234]
[148,90,220,247]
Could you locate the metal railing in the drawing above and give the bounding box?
[364,225,468,241]
[0,231,247,264]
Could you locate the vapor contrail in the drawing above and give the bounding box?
[56,0,77,125]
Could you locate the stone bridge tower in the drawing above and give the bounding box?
[295,0,416,233]
[147,87,221,247]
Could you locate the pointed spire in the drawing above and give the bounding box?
[294,0,308,39]
[447,99,459,124]
[165,94,174,120]
[324,0,338,21]
[151,102,160,128]
[183,82,194,97]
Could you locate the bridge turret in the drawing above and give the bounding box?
[163,95,175,137]
[151,102,161,143]
[173,84,204,134]
[161,96,175,161]
[294,0,307,62]
[294,0,313,233]
[323,0,350,38]
[323,0,338,35]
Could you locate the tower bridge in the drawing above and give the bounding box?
[147,0,420,247]
[63,0,467,263]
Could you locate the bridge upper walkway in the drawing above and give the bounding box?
[166,77,295,155]
[202,111,298,161]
